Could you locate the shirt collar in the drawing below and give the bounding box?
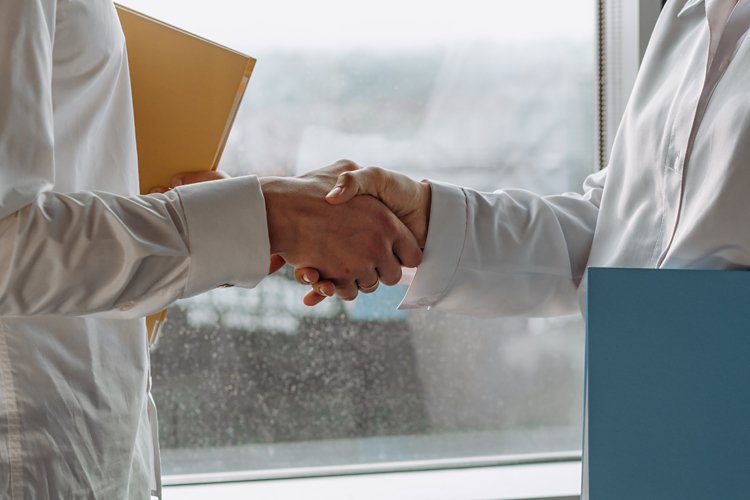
[678,0,706,17]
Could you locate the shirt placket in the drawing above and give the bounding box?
[657,0,750,266]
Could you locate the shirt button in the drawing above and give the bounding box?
[118,301,135,312]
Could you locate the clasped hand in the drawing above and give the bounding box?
[156,160,430,305]
[268,160,430,306]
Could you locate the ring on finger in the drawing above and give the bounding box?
[358,279,380,293]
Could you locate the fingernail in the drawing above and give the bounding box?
[172,178,183,187]
[323,288,333,297]
[302,273,312,284]
[326,186,343,198]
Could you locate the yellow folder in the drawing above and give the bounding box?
[115,5,256,344]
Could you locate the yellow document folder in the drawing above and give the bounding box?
[116,5,256,343]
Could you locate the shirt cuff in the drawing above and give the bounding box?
[399,180,468,309]
[175,175,270,297]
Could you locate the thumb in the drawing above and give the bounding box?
[268,255,286,275]
[325,169,382,205]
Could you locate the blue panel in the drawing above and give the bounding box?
[586,268,750,499]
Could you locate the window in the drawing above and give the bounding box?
[120,0,595,482]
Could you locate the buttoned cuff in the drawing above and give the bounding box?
[399,181,468,309]
[176,176,270,297]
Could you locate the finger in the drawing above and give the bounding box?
[334,281,359,301]
[304,280,334,306]
[294,267,320,286]
[304,289,328,306]
[356,269,380,294]
[325,167,384,205]
[392,224,423,269]
[268,255,286,275]
[377,257,403,286]
[149,187,168,194]
[171,170,229,188]
[329,159,360,174]
[313,280,335,298]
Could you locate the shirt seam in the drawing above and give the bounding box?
[0,328,24,498]
[172,190,192,300]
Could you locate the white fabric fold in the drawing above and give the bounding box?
[405,0,750,320]
[0,0,271,497]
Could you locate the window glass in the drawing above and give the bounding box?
[120,0,595,477]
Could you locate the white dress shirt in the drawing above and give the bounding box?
[403,0,750,318]
[0,1,271,498]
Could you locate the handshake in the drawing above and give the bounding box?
[166,160,432,305]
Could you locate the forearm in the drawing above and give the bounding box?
[0,176,269,318]
[401,171,605,317]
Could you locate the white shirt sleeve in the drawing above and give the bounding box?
[0,0,270,318]
[401,168,607,317]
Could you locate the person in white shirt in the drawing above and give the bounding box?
[302,0,750,313]
[0,1,420,498]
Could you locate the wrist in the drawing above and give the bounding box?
[260,176,300,255]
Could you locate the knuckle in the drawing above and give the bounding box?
[407,250,423,268]
[339,267,356,281]
[368,165,383,177]
[380,275,399,286]
[377,211,398,232]
[377,241,395,262]
[380,268,401,286]
[367,166,387,185]
[339,171,354,185]
[398,246,421,268]
[335,159,359,172]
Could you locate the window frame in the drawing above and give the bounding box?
[164,461,582,500]
[598,0,662,166]
[163,451,581,486]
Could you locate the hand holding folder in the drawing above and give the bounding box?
[115,5,255,343]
